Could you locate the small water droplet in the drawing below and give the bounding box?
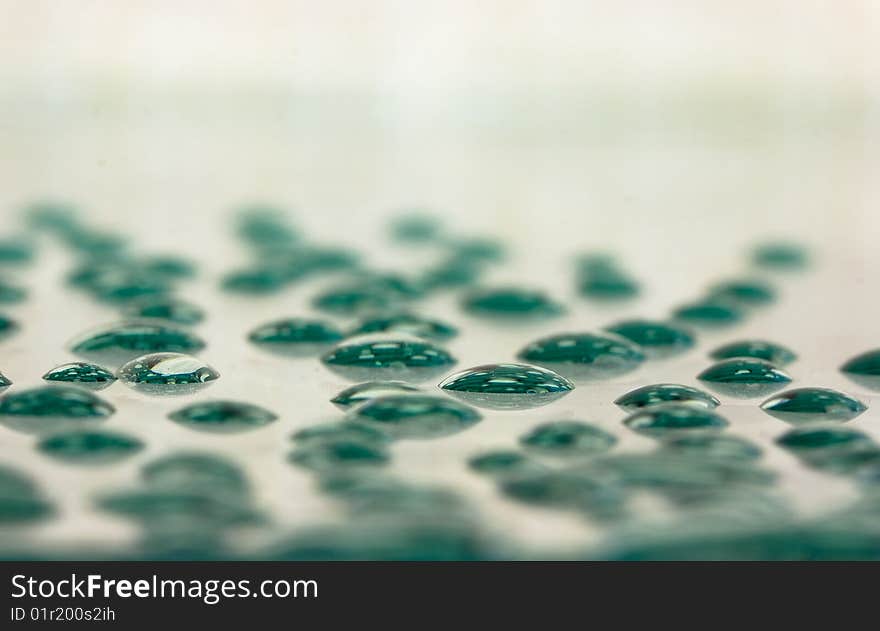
[517,332,644,381]
[468,451,547,478]
[697,358,792,398]
[419,258,484,291]
[168,400,277,434]
[519,421,616,457]
[614,383,720,411]
[288,440,391,472]
[330,381,422,410]
[709,339,797,365]
[840,349,880,391]
[0,465,53,524]
[139,255,197,280]
[439,363,573,410]
[70,320,206,365]
[0,280,27,305]
[125,297,205,325]
[312,284,395,315]
[292,421,391,446]
[672,300,744,328]
[321,335,456,382]
[776,424,871,453]
[576,255,640,300]
[349,313,458,341]
[661,434,763,462]
[347,394,481,440]
[248,317,345,357]
[37,429,143,465]
[0,238,35,265]
[446,237,505,263]
[708,279,776,306]
[603,319,695,358]
[461,287,563,320]
[236,206,300,249]
[622,404,728,437]
[752,241,809,270]
[42,362,116,390]
[141,452,250,499]
[118,352,219,395]
[0,314,20,342]
[221,266,289,294]
[499,468,625,519]
[760,388,866,424]
[0,385,114,434]
[390,213,442,243]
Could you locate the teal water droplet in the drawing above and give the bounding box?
[517,332,644,381]
[708,279,776,306]
[347,394,481,439]
[0,371,11,393]
[0,465,53,524]
[447,237,505,262]
[0,238,35,265]
[37,430,143,465]
[623,404,728,437]
[614,384,720,412]
[840,349,880,391]
[221,266,288,294]
[236,206,299,249]
[499,469,625,519]
[710,339,797,365]
[661,434,763,462]
[312,284,394,315]
[70,321,206,364]
[752,241,808,270]
[776,425,872,453]
[697,358,792,398]
[124,297,205,325]
[603,320,695,358]
[141,453,250,498]
[761,388,866,424]
[42,362,116,390]
[168,400,277,433]
[419,258,483,291]
[0,386,114,433]
[248,318,345,356]
[468,451,547,478]
[439,363,573,410]
[0,280,27,305]
[349,313,458,342]
[289,440,391,472]
[576,256,640,300]
[86,270,171,305]
[672,300,744,328]
[97,489,260,529]
[519,421,616,457]
[330,381,422,410]
[119,352,219,395]
[462,287,563,320]
[139,255,197,280]
[391,213,441,243]
[0,314,20,341]
[321,336,456,382]
[292,421,391,446]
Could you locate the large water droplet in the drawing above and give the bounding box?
[517,332,644,381]
[0,465,53,524]
[622,404,728,437]
[760,388,866,424]
[349,313,458,342]
[168,400,277,433]
[438,363,573,410]
[321,335,456,382]
[661,434,763,462]
[840,349,880,391]
[42,362,117,390]
[248,317,344,357]
[124,297,205,325]
[776,425,872,453]
[461,287,564,320]
[289,440,391,472]
[697,358,792,398]
[614,383,720,412]
[37,429,143,465]
[330,381,422,410]
[70,320,206,365]
[603,319,695,358]
[0,386,114,433]
[709,339,797,365]
[519,421,616,457]
[347,394,481,439]
[119,352,219,395]
[672,300,744,328]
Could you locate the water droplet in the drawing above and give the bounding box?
[0,280,27,305]
[446,237,505,263]
[0,386,114,433]
[0,314,20,342]
[438,363,573,410]
[752,241,809,270]
[661,434,763,462]
[603,320,695,358]
[347,394,481,439]
[761,388,866,424]
[519,421,616,457]
[141,452,250,498]
[468,451,547,478]
[709,339,797,365]
[0,465,53,524]
[462,287,563,320]
[70,320,206,365]
[840,349,880,391]
[42,362,117,390]
[708,279,776,306]
[236,206,299,249]
[98,489,260,529]
[85,269,171,305]
[321,335,456,382]
[623,404,728,437]
[0,238,35,265]
[330,381,422,410]
[124,297,205,325]
[419,258,483,290]
[37,429,143,465]
[312,284,395,315]
[119,352,219,395]
[776,425,872,453]
[168,400,277,433]
[221,266,288,294]
[390,213,442,243]
[289,440,391,472]
[0,371,11,393]
[576,256,640,300]
[614,384,720,412]
[349,313,458,342]
[697,358,792,398]
[499,468,625,518]
[292,421,391,446]
[517,332,644,381]
[139,255,197,280]
[248,317,345,357]
[672,300,744,328]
